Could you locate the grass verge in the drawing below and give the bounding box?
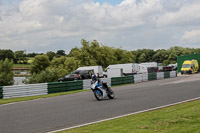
[58,99,200,133]
[0,89,88,105]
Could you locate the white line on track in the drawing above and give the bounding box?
[47,96,200,133]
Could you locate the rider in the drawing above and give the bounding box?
[92,73,109,91]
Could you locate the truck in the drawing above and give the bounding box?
[103,63,139,77]
[138,62,158,74]
[76,66,104,77]
[181,60,199,74]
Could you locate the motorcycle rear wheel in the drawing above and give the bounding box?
[107,88,115,99]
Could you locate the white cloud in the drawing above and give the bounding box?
[0,0,199,53]
[157,2,200,27]
[181,30,200,43]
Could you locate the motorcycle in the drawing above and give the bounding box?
[91,79,115,101]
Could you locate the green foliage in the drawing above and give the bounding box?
[0,59,14,86]
[46,51,56,61]
[56,50,66,56]
[20,39,200,84]
[0,49,15,61]
[163,60,170,66]
[24,68,66,84]
[30,55,50,74]
[15,50,27,64]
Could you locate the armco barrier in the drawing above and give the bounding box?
[3,83,48,99]
[48,80,83,94]
[0,86,3,99]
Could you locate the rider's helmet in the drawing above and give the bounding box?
[92,74,97,82]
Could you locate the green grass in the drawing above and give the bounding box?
[58,99,200,133]
[0,90,88,105]
[13,64,31,68]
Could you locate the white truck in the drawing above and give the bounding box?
[76,66,104,77]
[107,68,123,78]
[103,63,139,77]
[138,62,158,74]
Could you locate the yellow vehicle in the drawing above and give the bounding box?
[181,60,199,74]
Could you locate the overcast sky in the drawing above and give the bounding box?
[0,0,200,53]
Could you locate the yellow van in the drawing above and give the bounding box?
[181,60,199,74]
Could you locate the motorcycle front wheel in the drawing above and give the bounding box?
[94,89,103,101]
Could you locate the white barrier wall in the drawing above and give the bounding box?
[170,71,177,78]
[83,79,92,90]
[3,83,48,99]
[142,74,148,82]
[134,74,143,83]
[157,72,164,80]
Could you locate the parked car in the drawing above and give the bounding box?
[71,69,94,79]
[58,74,80,82]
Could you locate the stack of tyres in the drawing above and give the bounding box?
[111,77,124,86]
[148,73,157,81]
[123,76,134,84]
[164,72,170,78]
[48,80,83,94]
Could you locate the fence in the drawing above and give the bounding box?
[0,71,177,99]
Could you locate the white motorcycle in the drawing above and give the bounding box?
[91,79,115,101]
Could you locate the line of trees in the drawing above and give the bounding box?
[26,39,200,84]
[1,39,200,85]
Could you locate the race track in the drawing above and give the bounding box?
[0,74,200,133]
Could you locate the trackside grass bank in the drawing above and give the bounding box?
[58,99,200,133]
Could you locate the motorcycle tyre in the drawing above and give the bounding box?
[107,88,115,99]
[94,90,103,101]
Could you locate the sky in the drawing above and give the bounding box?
[0,0,200,53]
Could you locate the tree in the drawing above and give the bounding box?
[46,51,56,61]
[15,50,27,64]
[152,49,169,63]
[0,59,14,86]
[56,50,65,56]
[30,55,50,74]
[0,49,15,61]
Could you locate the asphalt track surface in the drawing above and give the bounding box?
[0,74,200,133]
